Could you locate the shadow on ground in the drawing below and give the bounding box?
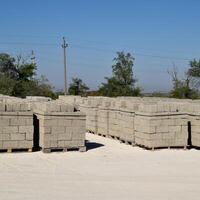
[85,140,104,151]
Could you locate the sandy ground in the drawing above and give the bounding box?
[0,133,200,200]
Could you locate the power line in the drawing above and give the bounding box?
[0,33,197,55]
[0,33,61,39]
[0,41,58,46]
[0,41,195,61]
[70,44,192,61]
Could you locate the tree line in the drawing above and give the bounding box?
[0,52,200,99]
[0,53,56,98]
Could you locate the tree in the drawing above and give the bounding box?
[68,77,89,96]
[168,65,198,99]
[15,55,36,81]
[99,51,141,97]
[0,53,56,98]
[0,74,16,95]
[187,59,200,88]
[0,53,17,79]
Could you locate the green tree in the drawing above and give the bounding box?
[68,77,89,96]
[99,51,141,97]
[0,74,16,95]
[15,55,36,81]
[36,75,57,99]
[0,53,56,98]
[0,53,17,79]
[187,59,200,88]
[168,66,198,99]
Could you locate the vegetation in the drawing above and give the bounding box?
[150,91,169,97]
[0,53,56,98]
[98,51,141,97]
[68,77,89,96]
[2,52,200,100]
[169,61,200,99]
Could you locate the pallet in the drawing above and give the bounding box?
[42,146,86,153]
[87,130,97,135]
[97,133,107,138]
[0,148,32,153]
[136,143,187,151]
[108,135,120,141]
[120,139,135,146]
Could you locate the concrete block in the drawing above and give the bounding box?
[0,119,10,127]
[19,126,33,133]
[18,140,33,148]
[3,126,18,134]
[3,141,19,149]
[0,133,10,140]
[11,133,26,140]
[58,132,72,140]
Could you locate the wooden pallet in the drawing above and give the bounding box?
[88,130,96,135]
[136,143,187,151]
[108,135,120,141]
[0,148,32,153]
[97,133,107,137]
[42,146,86,153]
[150,146,187,151]
[120,139,135,146]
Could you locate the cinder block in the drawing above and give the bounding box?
[18,140,33,148]
[0,103,5,111]
[3,126,18,134]
[156,126,169,133]
[19,126,33,133]
[51,127,65,134]
[72,133,85,140]
[11,133,25,140]
[0,133,10,140]
[169,126,181,133]
[26,133,33,140]
[0,119,10,127]
[3,141,19,149]
[58,132,72,140]
[57,119,72,126]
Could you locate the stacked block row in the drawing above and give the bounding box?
[0,95,86,153]
[135,103,189,148]
[97,100,111,136]
[187,103,200,147]
[59,95,200,149]
[108,100,121,139]
[119,101,139,144]
[34,101,86,152]
[0,100,33,151]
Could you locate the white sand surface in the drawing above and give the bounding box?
[0,133,200,200]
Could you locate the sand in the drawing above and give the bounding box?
[0,133,200,200]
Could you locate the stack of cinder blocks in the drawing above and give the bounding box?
[97,99,111,137]
[85,98,101,134]
[134,102,189,149]
[58,95,82,111]
[26,96,51,102]
[34,101,86,153]
[0,101,33,152]
[57,95,200,150]
[108,100,121,139]
[119,101,139,145]
[188,103,200,147]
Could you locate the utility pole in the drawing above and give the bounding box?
[62,37,68,95]
[30,50,36,65]
[30,50,36,78]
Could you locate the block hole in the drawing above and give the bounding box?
[33,114,40,151]
[187,121,192,147]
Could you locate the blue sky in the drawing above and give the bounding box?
[0,0,200,92]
